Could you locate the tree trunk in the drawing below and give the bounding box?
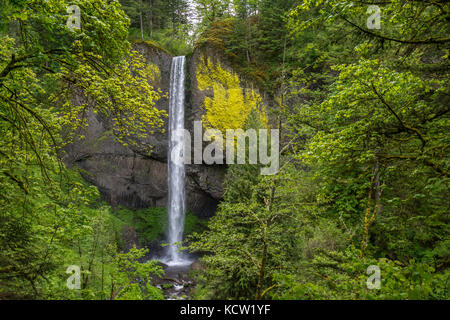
[148,0,153,38]
[247,14,252,65]
[140,12,144,40]
[101,247,104,299]
[255,240,267,300]
[255,186,275,300]
[361,162,382,257]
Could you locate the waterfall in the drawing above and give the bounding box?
[166,56,188,266]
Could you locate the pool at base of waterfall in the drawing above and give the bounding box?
[161,256,193,267]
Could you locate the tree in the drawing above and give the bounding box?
[0,0,166,299]
[194,0,231,32]
[120,0,149,40]
[189,165,304,299]
[189,0,449,300]
[120,0,190,40]
[287,0,449,261]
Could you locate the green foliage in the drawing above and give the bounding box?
[195,0,296,93]
[280,0,449,300]
[193,0,231,32]
[115,207,207,245]
[190,165,307,300]
[273,246,449,300]
[114,246,164,300]
[0,165,164,299]
[149,30,192,56]
[129,28,193,56]
[189,0,449,301]
[286,0,449,263]
[120,0,193,55]
[196,57,267,134]
[0,0,167,300]
[1,0,449,301]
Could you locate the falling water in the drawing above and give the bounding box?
[166,56,189,266]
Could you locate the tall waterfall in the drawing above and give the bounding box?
[166,56,188,266]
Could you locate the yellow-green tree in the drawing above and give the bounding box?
[196,57,267,133]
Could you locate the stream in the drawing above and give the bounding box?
[154,261,196,300]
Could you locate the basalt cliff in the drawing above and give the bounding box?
[64,41,274,218]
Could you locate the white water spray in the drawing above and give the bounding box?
[165,56,189,266]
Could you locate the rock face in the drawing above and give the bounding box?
[64,41,273,219]
[64,42,224,218]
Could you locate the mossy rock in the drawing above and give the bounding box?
[114,207,208,246]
